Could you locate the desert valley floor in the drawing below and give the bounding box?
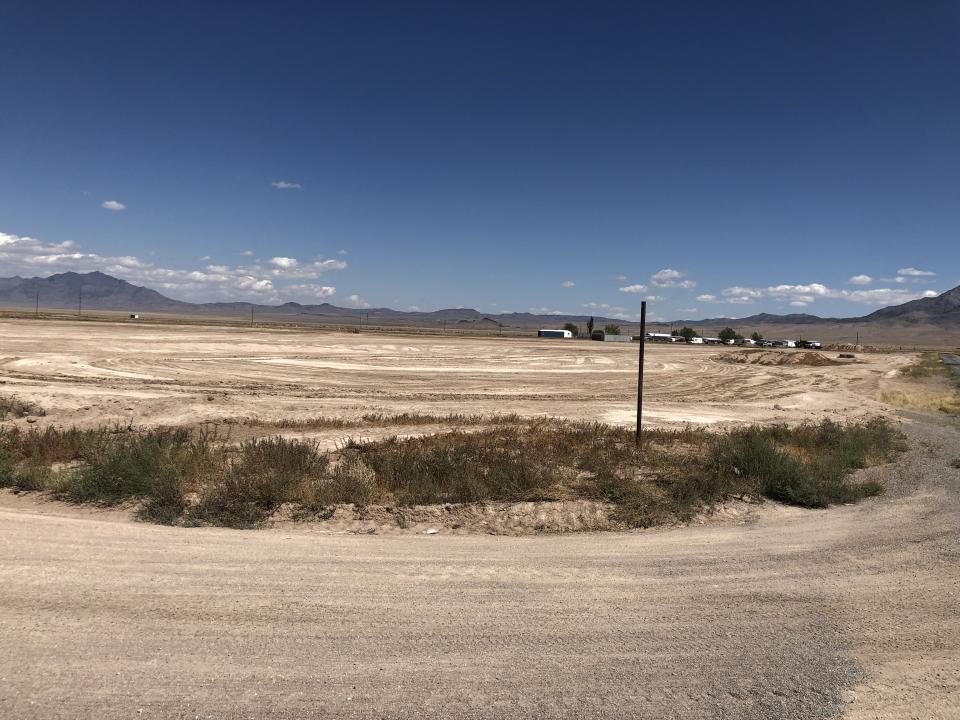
[0,319,915,431]
[0,318,957,719]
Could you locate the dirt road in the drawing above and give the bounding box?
[1,414,957,719]
[0,319,910,429]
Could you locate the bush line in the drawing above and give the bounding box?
[0,417,904,529]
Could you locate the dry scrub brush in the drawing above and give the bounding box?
[0,416,905,530]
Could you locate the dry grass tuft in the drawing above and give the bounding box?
[0,396,45,420]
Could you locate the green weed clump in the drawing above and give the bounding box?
[707,418,899,508]
[188,436,327,528]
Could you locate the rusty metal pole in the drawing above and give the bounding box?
[636,300,646,446]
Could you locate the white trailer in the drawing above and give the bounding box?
[538,329,573,339]
[645,332,674,343]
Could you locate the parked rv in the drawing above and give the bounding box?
[538,329,573,339]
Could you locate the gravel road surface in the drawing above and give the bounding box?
[1,415,958,719]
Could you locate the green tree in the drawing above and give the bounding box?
[718,327,738,342]
[563,322,580,337]
[678,326,698,341]
[751,331,763,342]
[603,324,621,335]
[587,316,595,336]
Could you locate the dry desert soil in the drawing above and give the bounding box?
[1,318,958,719]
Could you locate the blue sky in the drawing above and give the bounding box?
[1,1,957,320]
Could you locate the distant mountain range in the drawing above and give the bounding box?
[0,271,957,330]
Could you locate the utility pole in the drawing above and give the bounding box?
[635,300,647,446]
[35,284,39,318]
[78,288,82,317]
[250,305,254,327]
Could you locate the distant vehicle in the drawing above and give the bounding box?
[538,329,572,339]
[771,340,796,348]
[724,339,736,345]
[687,336,704,344]
[129,314,140,319]
[703,337,723,345]
[798,340,822,350]
[644,332,674,343]
[757,340,773,347]
[737,338,757,346]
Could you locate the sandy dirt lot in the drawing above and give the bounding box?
[0,319,912,431]
[1,319,957,718]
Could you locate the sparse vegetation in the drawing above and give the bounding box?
[718,327,741,343]
[0,396,44,420]
[951,459,960,470]
[603,324,621,335]
[0,417,905,529]
[889,353,960,415]
[563,322,580,337]
[238,412,525,430]
[673,326,699,341]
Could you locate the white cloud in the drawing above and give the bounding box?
[241,250,254,256]
[676,307,697,314]
[408,305,421,312]
[582,302,610,310]
[643,295,663,302]
[845,288,938,305]
[271,180,302,190]
[346,294,371,308]
[897,267,935,277]
[337,249,348,256]
[618,284,648,294]
[713,281,939,307]
[614,274,628,282]
[199,255,211,261]
[286,284,336,300]
[529,306,566,315]
[696,294,718,303]
[269,257,299,269]
[651,268,696,289]
[848,275,873,285]
[561,280,575,288]
[101,200,126,211]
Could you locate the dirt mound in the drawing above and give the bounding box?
[269,500,619,535]
[721,350,841,367]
